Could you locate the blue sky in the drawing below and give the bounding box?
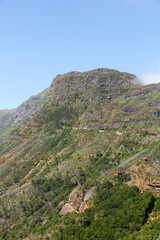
[0,0,160,109]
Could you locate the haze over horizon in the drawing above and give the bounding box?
[0,0,160,109]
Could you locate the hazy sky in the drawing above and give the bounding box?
[0,0,160,109]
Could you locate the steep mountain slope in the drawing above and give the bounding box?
[0,88,49,142]
[0,68,160,239]
[47,68,139,106]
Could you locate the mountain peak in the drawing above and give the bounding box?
[47,68,139,106]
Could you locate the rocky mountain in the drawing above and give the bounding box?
[0,109,16,127]
[47,68,139,106]
[0,88,49,142]
[0,68,160,239]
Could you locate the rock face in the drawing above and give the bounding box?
[12,88,49,123]
[115,164,160,193]
[57,186,96,215]
[47,68,139,106]
[0,88,49,125]
[59,203,75,215]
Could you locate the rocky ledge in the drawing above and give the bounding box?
[46,68,140,106]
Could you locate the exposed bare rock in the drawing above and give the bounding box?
[58,187,83,215]
[60,203,76,215]
[79,202,89,212]
[47,69,139,106]
[57,186,96,215]
[56,201,65,212]
[13,88,49,123]
[84,187,96,202]
[68,187,83,209]
[116,163,160,193]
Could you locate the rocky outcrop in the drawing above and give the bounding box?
[115,164,160,193]
[46,68,140,106]
[59,203,75,215]
[56,186,96,215]
[0,88,49,126]
[13,88,49,123]
[44,69,160,117]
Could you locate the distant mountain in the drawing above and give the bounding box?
[0,109,16,125]
[0,68,160,239]
[0,88,49,142]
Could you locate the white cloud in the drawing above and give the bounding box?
[139,72,160,85]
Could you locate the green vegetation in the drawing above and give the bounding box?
[1,69,160,239]
[0,88,49,142]
[1,181,156,240]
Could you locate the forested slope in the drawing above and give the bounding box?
[0,69,160,239]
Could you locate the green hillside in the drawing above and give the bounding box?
[0,69,160,239]
[0,88,49,142]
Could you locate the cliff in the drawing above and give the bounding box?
[47,68,139,106]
